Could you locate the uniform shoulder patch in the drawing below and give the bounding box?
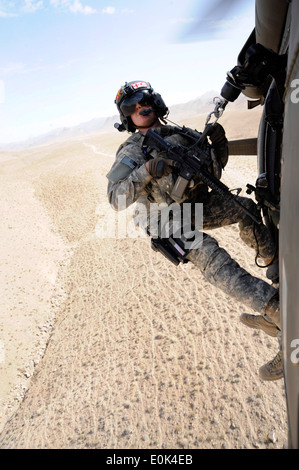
[106,155,138,184]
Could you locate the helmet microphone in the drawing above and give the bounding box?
[139,108,153,116]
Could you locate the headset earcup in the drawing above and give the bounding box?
[120,116,131,133]
[124,116,137,133]
[152,92,168,117]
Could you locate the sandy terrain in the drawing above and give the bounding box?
[0,107,288,449]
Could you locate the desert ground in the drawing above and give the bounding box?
[0,106,288,449]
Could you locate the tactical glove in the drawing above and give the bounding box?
[206,123,229,169]
[147,157,179,179]
[206,122,226,144]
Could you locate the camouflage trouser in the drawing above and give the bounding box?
[186,192,278,313]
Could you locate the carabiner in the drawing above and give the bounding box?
[205,97,228,126]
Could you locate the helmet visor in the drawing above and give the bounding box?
[120,91,152,117]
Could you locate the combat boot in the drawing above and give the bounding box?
[264,293,280,329]
[240,313,277,337]
[259,350,283,381]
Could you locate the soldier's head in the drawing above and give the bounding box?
[114,80,168,132]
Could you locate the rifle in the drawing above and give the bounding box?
[143,128,261,225]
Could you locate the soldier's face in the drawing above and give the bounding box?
[130,103,157,129]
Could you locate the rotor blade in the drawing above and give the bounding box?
[228,138,257,155]
[179,0,247,41]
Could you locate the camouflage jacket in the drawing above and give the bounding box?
[107,124,211,212]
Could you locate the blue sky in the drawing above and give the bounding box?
[0,0,255,144]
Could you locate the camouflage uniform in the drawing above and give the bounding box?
[107,125,277,314]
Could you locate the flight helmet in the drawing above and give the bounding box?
[114,80,168,132]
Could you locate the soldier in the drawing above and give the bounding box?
[107,80,282,381]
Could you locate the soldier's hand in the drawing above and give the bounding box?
[206,123,228,169]
[206,123,227,144]
[147,157,179,178]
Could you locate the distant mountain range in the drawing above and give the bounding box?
[0,90,250,151]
